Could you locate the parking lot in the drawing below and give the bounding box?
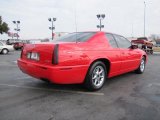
[0,51,160,120]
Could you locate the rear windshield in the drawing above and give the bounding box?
[55,32,95,42]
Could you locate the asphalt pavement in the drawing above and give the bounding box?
[0,51,160,120]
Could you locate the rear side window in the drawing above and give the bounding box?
[105,33,118,48]
[55,32,95,42]
[113,35,131,48]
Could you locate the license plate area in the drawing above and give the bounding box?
[27,52,40,61]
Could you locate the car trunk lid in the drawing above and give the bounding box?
[21,43,55,65]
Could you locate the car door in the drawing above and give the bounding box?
[105,33,123,77]
[113,35,138,72]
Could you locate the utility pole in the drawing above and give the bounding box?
[48,18,56,40]
[96,14,105,31]
[13,21,20,40]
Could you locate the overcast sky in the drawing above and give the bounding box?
[0,0,160,39]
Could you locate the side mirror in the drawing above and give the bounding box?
[130,44,138,49]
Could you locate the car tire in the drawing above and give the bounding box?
[135,57,146,74]
[2,49,9,55]
[40,79,50,83]
[150,50,153,54]
[84,61,107,91]
[14,48,18,50]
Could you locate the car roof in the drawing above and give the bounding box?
[73,31,123,36]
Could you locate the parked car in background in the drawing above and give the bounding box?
[18,32,147,91]
[14,42,25,50]
[0,41,14,54]
[155,44,160,47]
[28,40,42,44]
[6,39,20,45]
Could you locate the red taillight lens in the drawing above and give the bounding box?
[52,44,59,64]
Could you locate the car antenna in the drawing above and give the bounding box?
[74,0,78,43]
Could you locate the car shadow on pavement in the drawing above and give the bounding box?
[106,72,136,84]
[25,79,87,92]
[22,71,139,93]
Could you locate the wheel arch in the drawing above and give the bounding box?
[142,54,147,63]
[88,58,111,78]
[2,48,9,51]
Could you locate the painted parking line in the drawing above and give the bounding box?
[0,83,104,96]
[17,76,32,80]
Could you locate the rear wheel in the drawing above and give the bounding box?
[84,61,107,91]
[40,78,50,83]
[135,57,146,74]
[2,49,9,55]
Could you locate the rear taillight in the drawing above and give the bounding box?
[52,44,59,64]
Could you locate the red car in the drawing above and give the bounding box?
[14,42,24,50]
[18,32,147,91]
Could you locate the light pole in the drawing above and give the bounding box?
[96,14,105,31]
[48,18,56,40]
[13,21,20,40]
[144,1,146,37]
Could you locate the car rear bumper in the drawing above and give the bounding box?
[17,59,88,84]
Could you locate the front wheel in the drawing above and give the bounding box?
[135,57,146,74]
[84,61,107,91]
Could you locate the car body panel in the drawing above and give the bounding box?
[18,59,88,84]
[18,32,147,84]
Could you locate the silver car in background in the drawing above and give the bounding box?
[0,41,14,54]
